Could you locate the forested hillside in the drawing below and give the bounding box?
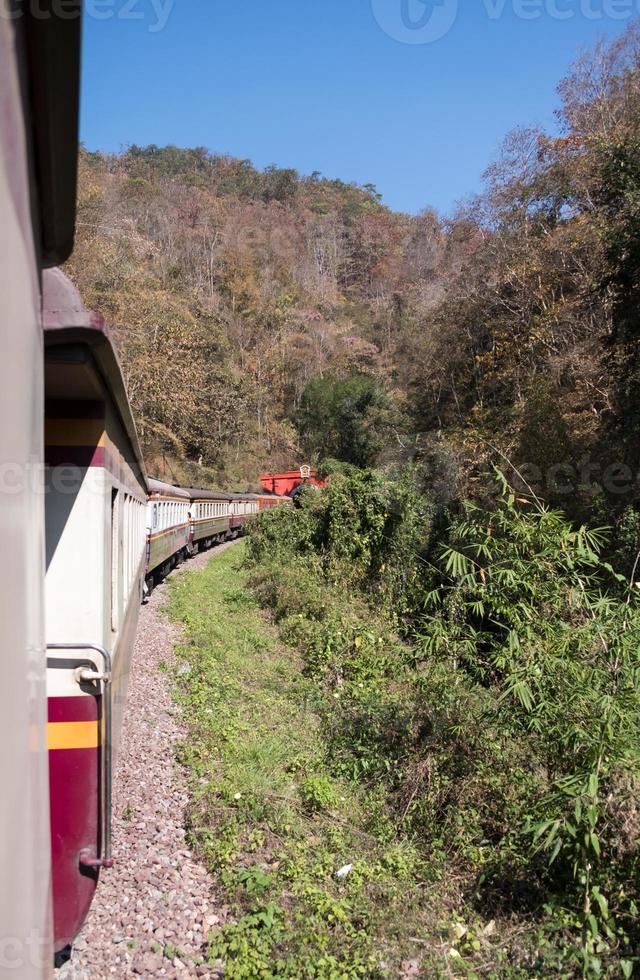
[69,26,640,532]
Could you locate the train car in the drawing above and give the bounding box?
[43,269,148,952]
[0,2,82,973]
[184,487,232,551]
[146,480,192,588]
[257,493,292,512]
[228,492,260,535]
[259,467,326,496]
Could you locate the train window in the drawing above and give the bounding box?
[123,494,130,591]
[111,488,119,632]
[153,503,158,529]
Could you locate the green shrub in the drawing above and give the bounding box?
[247,466,640,974]
[298,775,338,813]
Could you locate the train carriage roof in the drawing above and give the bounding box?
[181,487,233,501]
[147,479,191,500]
[43,268,147,484]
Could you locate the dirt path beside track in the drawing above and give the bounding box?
[57,543,238,979]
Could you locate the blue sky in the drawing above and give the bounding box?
[80,0,631,215]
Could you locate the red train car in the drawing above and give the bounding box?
[259,466,326,497]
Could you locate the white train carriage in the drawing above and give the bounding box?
[146,480,192,588]
[43,269,148,951]
[184,487,232,551]
[0,2,82,973]
[228,492,260,535]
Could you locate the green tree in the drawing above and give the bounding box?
[297,374,391,467]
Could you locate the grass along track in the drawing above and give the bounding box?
[168,541,442,979]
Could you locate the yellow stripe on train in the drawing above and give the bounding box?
[48,721,100,750]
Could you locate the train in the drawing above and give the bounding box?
[146,480,283,592]
[0,5,289,974]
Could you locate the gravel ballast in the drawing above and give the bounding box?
[57,544,237,979]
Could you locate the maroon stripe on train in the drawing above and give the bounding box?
[45,445,106,468]
[48,696,100,724]
[45,400,105,419]
[49,696,101,951]
[50,748,100,950]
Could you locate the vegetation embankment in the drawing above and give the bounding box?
[169,542,435,978]
[171,470,639,977]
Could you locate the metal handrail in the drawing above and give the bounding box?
[46,643,113,868]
